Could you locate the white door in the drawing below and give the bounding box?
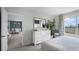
[1,8,8,51]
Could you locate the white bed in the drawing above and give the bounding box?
[41,36,79,51]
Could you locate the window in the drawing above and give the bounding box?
[64,17,76,34]
[78,17,79,35]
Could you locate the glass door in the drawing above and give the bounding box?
[64,17,76,34]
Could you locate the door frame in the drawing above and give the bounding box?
[0,8,1,51]
[1,7,8,51]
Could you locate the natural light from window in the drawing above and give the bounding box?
[77,17,79,35]
[64,17,76,34]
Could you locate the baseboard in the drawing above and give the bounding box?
[22,42,33,46]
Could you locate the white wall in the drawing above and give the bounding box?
[54,16,59,30]
[5,7,52,45]
[53,15,64,36]
[58,15,64,35]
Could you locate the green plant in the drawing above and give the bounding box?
[45,19,56,35]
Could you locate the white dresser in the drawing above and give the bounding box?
[33,29,50,45]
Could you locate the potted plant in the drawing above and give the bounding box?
[44,19,56,38]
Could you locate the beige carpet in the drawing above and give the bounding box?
[8,45,42,51]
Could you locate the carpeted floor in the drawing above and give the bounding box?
[8,45,42,51]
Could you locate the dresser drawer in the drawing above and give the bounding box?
[33,30,50,44]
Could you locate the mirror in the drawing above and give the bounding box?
[33,17,46,29]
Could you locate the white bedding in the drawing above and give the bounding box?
[41,36,79,51]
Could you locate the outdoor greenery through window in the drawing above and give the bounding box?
[64,16,79,35]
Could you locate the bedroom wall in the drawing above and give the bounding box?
[54,16,59,30]
[58,15,64,35]
[53,15,64,36]
[5,7,52,45]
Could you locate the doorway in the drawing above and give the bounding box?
[8,21,22,50]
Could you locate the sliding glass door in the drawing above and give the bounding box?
[64,17,76,34]
[64,16,79,35]
[78,17,79,35]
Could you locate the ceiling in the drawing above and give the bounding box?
[5,7,79,16]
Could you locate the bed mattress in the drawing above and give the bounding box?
[41,36,79,51]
